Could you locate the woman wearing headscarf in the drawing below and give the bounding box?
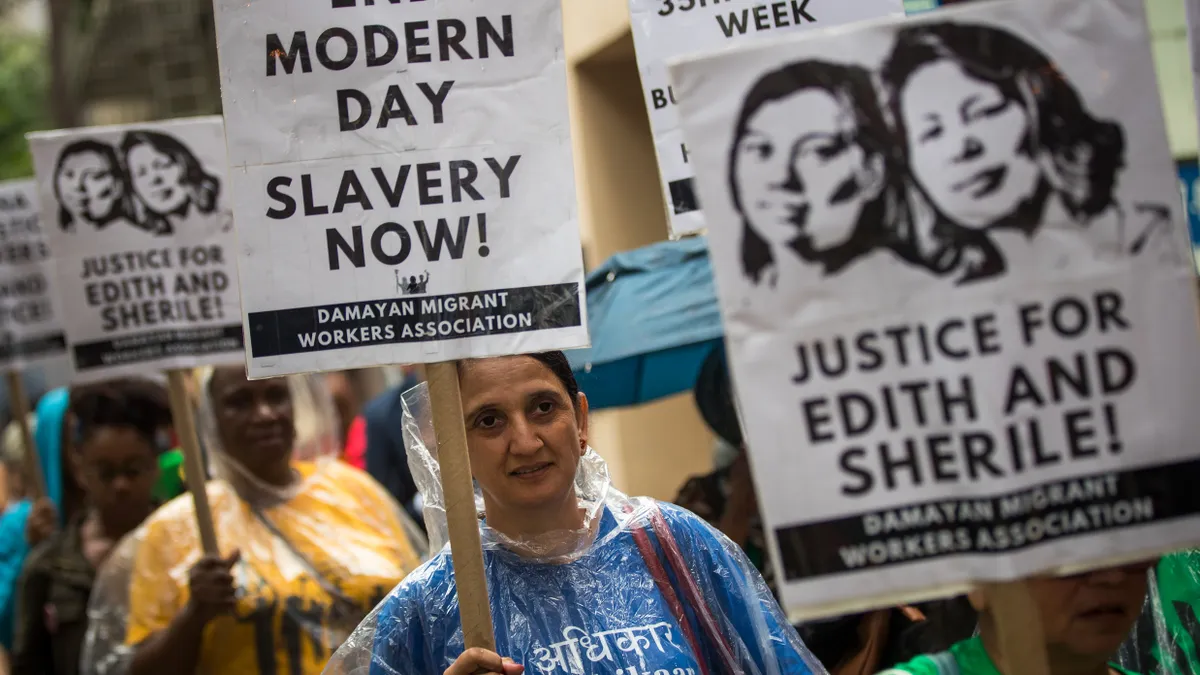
[23,388,83,547]
[92,367,424,675]
[327,352,822,675]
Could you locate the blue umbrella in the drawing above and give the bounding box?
[568,236,724,410]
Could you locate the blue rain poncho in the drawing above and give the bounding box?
[324,383,825,675]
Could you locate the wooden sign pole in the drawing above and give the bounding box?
[425,361,496,651]
[166,369,219,555]
[983,580,1050,675]
[5,370,44,499]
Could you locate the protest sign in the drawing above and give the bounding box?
[628,0,904,238]
[670,0,1200,617]
[212,0,587,379]
[0,179,66,369]
[27,117,244,381]
[1189,0,1200,145]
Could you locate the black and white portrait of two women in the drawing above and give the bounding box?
[727,19,1186,292]
[52,130,221,238]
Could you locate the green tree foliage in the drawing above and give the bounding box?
[0,26,48,181]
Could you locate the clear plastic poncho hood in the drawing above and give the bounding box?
[1117,549,1200,675]
[83,370,427,675]
[323,382,826,675]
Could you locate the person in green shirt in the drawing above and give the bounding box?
[152,448,184,504]
[882,560,1155,675]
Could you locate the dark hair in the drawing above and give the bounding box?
[53,140,128,230]
[69,378,173,455]
[120,130,221,233]
[529,351,580,407]
[729,60,896,283]
[881,21,1124,220]
[457,351,581,408]
[693,343,742,448]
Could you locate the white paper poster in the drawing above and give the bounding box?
[27,117,244,381]
[0,179,66,369]
[1188,0,1200,153]
[629,0,904,238]
[671,0,1200,616]
[213,0,587,378]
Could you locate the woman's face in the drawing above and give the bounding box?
[733,88,881,261]
[900,60,1041,230]
[458,357,588,517]
[210,367,295,476]
[127,143,189,215]
[1030,562,1152,662]
[56,151,122,223]
[73,426,159,530]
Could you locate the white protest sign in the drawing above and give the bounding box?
[1189,0,1200,151]
[27,117,244,381]
[0,179,67,369]
[671,0,1200,616]
[213,0,587,378]
[629,0,904,238]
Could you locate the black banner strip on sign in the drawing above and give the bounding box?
[246,282,583,359]
[0,333,67,362]
[73,324,244,371]
[775,458,1200,581]
[669,178,698,215]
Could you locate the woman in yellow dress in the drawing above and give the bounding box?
[85,366,425,675]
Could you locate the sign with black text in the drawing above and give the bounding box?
[27,117,244,380]
[0,179,66,369]
[629,0,904,237]
[670,0,1200,616]
[213,0,587,377]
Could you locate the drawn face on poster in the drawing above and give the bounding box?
[53,131,221,237]
[54,140,129,231]
[729,61,891,287]
[882,23,1126,240]
[724,20,1176,289]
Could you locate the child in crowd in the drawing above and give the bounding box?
[11,379,172,675]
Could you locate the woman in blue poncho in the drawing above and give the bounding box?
[325,352,824,675]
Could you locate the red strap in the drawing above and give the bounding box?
[648,511,739,673]
[632,525,713,675]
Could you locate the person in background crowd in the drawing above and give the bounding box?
[24,388,84,549]
[882,561,1153,675]
[11,378,172,675]
[326,372,359,453]
[361,367,423,525]
[0,416,34,661]
[679,345,977,674]
[338,352,821,675]
[121,366,423,675]
[675,345,773,590]
[3,387,82,671]
[153,443,186,504]
[341,415,367,471]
